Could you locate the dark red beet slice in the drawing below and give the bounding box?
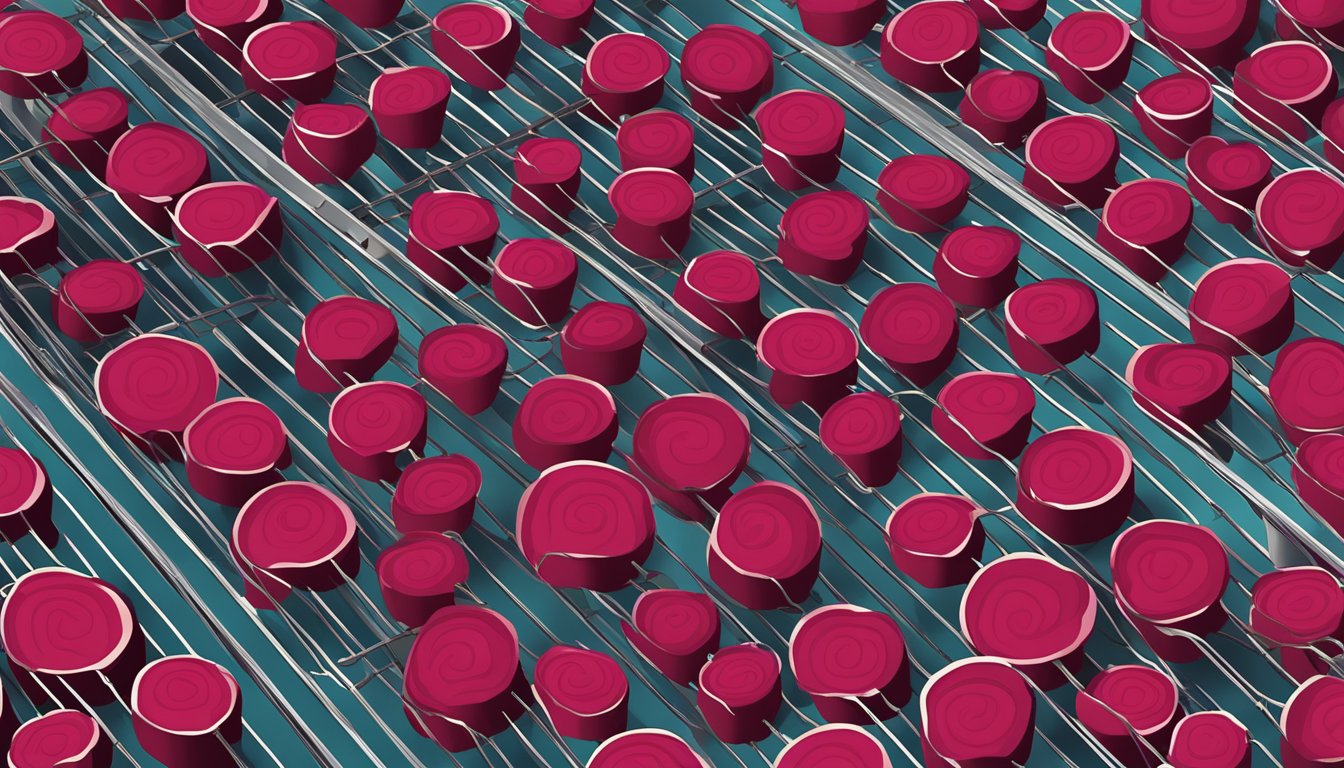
[1168,711,1251,768]
[1127,343,1231,431]
[934,225,1020,308]
[789,604,910,722]
[241,22,337,103]
[933,371,1036,461]
[403,606,531,752]
[1256,169,1344,271]
[885,492,986,588]
[377,531,468,627]
[513,375,617,470]
[1277,0,1344,47]
[681,25,774,128]
[621,589,721,686]
[1328,97,1344,173]
[172,181,282,277]
[0,448,55,546]
[231,481,359,608]
[53,259,144,343]
[106,123,210,235]
[510,137,582,233]
[1133,73,1214,159]
[1141,0,1257,68]
[418,324,507,415]
[294,295,398,393]
[959,69,1046,150]
[795,0,884,46]
[406,190,498,291]
[876,155,969,233]
[100,0,182,22]
[131,656,241,768]
[327,381,428,482]
[587,729,710,767]
[581,33,669,122]
[1187,259,1293,356]
[95,334,219,460]
[492,238,577,326]
[966,0,1047,29]
[616,109,695,180]
[1004,277,1100,374]
[0,197,57,278]
[282,103,376,185]
[0,12,87,98]
[1017,426,1134,544]
[696,643,782,743]
[561,302,646,385]
[1294,434,1344,536]
[370,66,451,149]
[1045,11,1134,104]
[9,710,110,768]
[777,190,869,284]
[533,646,629,742]
[431,3,520,91]
[327,0,401,29]
[608,168,693,260]
[523,0,593,47]
[708,481,822,610]
[1234,42,1336,141]
[820,392,902,487]
[1097,179,1194,282]
[775,724,894,768]
[630,393,751,522]
[759,308,859,411]
[186,0,281,64]
[1022,115,1119,209]
[880,1,981,93]
[755,89,846,190]
[1076,664,1183,767]
[1252,566,1344,683]
[920,656,1036,767]
[1270,338,1344,446]
[1282,676,1344,768]
[42,88,129,177]
[1184,136,1272,232]
[517,460,654,591]
[674,250,765,339]
[184,397,291,507]
[391,454,480,534]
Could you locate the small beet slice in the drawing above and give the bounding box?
[1046,11,1134,104]
[708,481,822,610]
[1017,426,1134,544]
[967,0,1047,29]
[1187,259,1293,356]
[391,454,480,534]
[934,224,1020,308]
[431,3,519,91]
[377,531,468,627]
[616,110,694,180]
[608,167,693,260]
[920,656,1036,767]
[776,724,894,768]
[0,448,56,546]
[184,397,291,507]
[242,22,337,103]
[106,123,210,235]
[513,375,616,470]
[795,0,885,46]
[820,391,902,487]
[933,371,1036,461]
[1234,42,1336,141]
[621,589,720,686]
[282,103,376,185]
[630,393,750,522]
[172,181,282,277]
[587,729,710,768]
[1270,338,1344,446]
[53,259,144,343]
[1294,434,1344,536]
[1277,0,1344,47]
[510,137,582,233]
[1168,712,1251,768]
[1022,115,1119,209]
[681,25,774,128]
[418,324,507,415]
[131,655,241,768]
[186,0,281,64]
[1141,0,1257,68]
[759,308,859,411]
[885,493,986,588]
[327,381,428,483]
[880,1,981,93]
[524,0,593,47]
[294,295,398,393]
[1004,277,1100,375]
[696,643,782,744]
[1250,566,1344,682]
[959,69,1046,150]
[42,88,129,177]
[231,481,359,609]
[674,250,764,338]
[777,190,869,284]
[1126,343,1232,431]
[0,12,87,98]
[789,604,910,723]
[561,301,646,385]
[1256,168,1344,271]
[581,33,669,122]
[876,154,970,233]
[492,237,577,326]
[1097,179,1194,283]
[0,197,57,278]
[406,190,499,291]
[1076,664,1183,767]
[95,334,219,460]
[327,0,401,29]
[1282,676,1344,768]
[370,66,451,150]
[533,646,629,742]
[9,710,110,768]
[755,89,846,190]
[1184,136,1272,232]
[1132,73,1214,159]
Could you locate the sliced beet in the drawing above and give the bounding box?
[106,123,211,235]
[406,190,499,291]
[95,334,219,460]
[1256,168,1344,271]
[755,89,846,190]
[533,646,629,742]
[1132,73,1214,159]
[1097,179,1194,282]
[1141,0,1257,68]
[615,109,695,180]
[0,448,55,546]
[391,454,480,534]
[1076,664,1183,767]
[241,22,337,103]
[681,25,774,128]
[516,460,654,591]
[510,137,582,233]
[52,259,144,343]
[99,0,182,22]
[932,371,1036,461]
[1277,0,1344,47]
[42,87,129,177]
[131,655,242,768]
[370,66,451,150]
[523,0,593,47]
[777,190,869,284]
[0,12,87,98]
[608,167,693,260]
[795,0,885,46]
[1168,712,1251,768]
[184,397,291,507]
[673,250,765,338]
[1022,115,1119,209]
[1251,566,1344,682]
[880,1,981,93]
[885,492,986,588]
[172,181,282,276]
[1270,338,1344,446]
[587,729,710,768]
[789,604,910,722]
[0,197,57,278]
[1004,277,1100,374]
[431,3,519,91]
[418,324,507,415]
[630,393,751,522]
[560,301,646,385]
[1126,343,1232,431]
[820,391,902,487]
[1294,434,1344,536]
[1187,258,1294,356]
[581,33,669,122]
[934,224,1020,308]
[1017,426,1134,544]
[513,375,617,470]
[959,69,1046,150]
[696,643,782,743]
[1282,676,1344,768]
[775,724,894,768]
[1184,136,1272,232]
[708,481,822,610]
[377,531,468,627]
[1234,42,1336,141]
[327,381,428,483]
[294,295,398,393]
[282,103,376,185]
[1327,98,1344,173]
[491,237,577,326]
[920,656,1036,767]
[186,0,281,64]
[621,589,721,686]
[759,308,860,411]
[876,154,970,233]
[326,0,401,29]
[231,481,359,608]
[9,710,110,768]
[1045,11,1133,104]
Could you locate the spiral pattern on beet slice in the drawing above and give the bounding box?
[1075,664,1182,759]
[581,33,669,120]
[1111,519,1229,627]
[1022,115,1119,208]
[1282,675,1344,764]
[184,397,290,505]
[492,237,577,326]
[417,323,507,415]
[1016,426,1133,544]
[392,454,481,534]
[173,181,282,276]
[42,87,129,175]
[755,89,846,189]
[1270,337,1344,445]
[1097,179,1193,282]
[1168,711,1251,768]
[820,391,902,487]
[0,447,54,545]
[512,375,617,470]
[920,656,1036,766]
[933,371,1035,461]
[53,258,144,343]
[1142,0,1256,67]
[560,301,646,385]
[242,21,337,102]
[0,11,87,98]
[876,154,970,233]
[885,493,985,588]
[370,66,452,149]
[1250,566,1344,647]
[1187,259,1293,356]
[789,604,909,722]
[860,283,959,387]
[1234,41,1335,141]
[959,69,1045,149]
[586,729,710,768]
[758,308,859,410]
[680,24,774,126]
[377,531,469,627]
[1256,168,1344,270]
[1133,73,1213,157]
[106,123,209,203]
[616,110,694,178]
[8,710,108,768]
[1045,10,1134,103]
[934,224,1020,308]
[327,381,427,481]
[709,481,822,609]
[608,167,694,260]
[674,250,763,338]
[777,190,869,284]
[880,0,981,93]
[1003,277,1100,374]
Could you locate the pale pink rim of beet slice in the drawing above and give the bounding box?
[773,723,893,768]
[105,122,209,200]
[232,481,357,573]
[1255,168,1344,267]
[1075,664,1181,738]
[1168,711,1250,768]
[758,307,858,377]
[9,709,104,768]
[788,603,906,699]
[583,32,670,94]
[131,655,240,737]
[1136,73,1214,121]
[1281,675,1344,762]
[1250,566,1344,646]
[631,392,751,494]
[708,481,821,595]
[960,552,1097,666]
[173,181,279,250]
[0,196,55,259]
[1110,519,1229,625]
[403,604,524,722]
[328,381,427,456]
[184,396,290,475]
[586,729,711,768]
[1124,343,1232,428]
[94,333,220,439]
[532,645,628,720]
[754,88,846,157]
[243,21,336,86]
[0,11,87,96]
[1019,426,1134,510]
[885,492,984,558]
[919,656,1035,765]
[1269,337,1344,442]
[0,567,136,676]
[1003,278,1100,372]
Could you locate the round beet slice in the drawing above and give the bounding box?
[0,11,87,98]
[934,225,1020,308]
[294,295,398,393]
[418,324,507,414]
[880,1,981,93]
[1004,277,1100,375]
[9,710,110,768]
[492,237,577,326]
[1076,664,1183,766]
[52,259,144,343]
[516,460,654,591]
[581,33,669,122]
[406,190,498,291]
[231,481,359,608]
[681,24,774,128]
[523,0,593,47]
[608,167,693,260]
[1142,0,1257,68]
[1282,675,1344,767]
[431,3,519,91]
[795,0,885,46]
[95,334,219,460]
[1234,42,1336,141]
[1187,259,1293,356]
[1277,0,1344,47]
[587,729,710,768]
[42,87,129,177]
[630,393,750,522]
[1294,434,1344,536]
[920,656,1036,767]
[561,301,646,385]
[242,22,337,103]
[959,69,1046,150]
[327,381,427,483]
[966,0,1047,30]
[1251,566,1344,682]
[513,375,616,470]
[696,643,782,744]
[326,0,401,29]
[510,137,582,233]
[1168,711,1251,768]
[282,103,376,185]
[1022,115,1119,209]
[674,250,765,338]
[932,371,1036,461]
[789,604,910,723]
[0,196,57,278]
[533,645,629,742]
[616,109,695,180]
[377,531,468,627]
[876,154,970,233]
[1097,179,1193,283]
[184,397,291,507]
[708,481,822,610]
[1132,73,1214,159]
[1257,169,1344,271]
[186,0,281,64]
[391,454,480,534]
[759,308,859,411]
[1126,343,1232,431]
[172,181,282,277]
[621,589,720,686]
[131,655,241,768]
[885,492,986,588]
[1046,11,1134,104]
[370,66,451,150]
[820,391,902,487]
[777,189,869,284]
[775,724,894,768]
[1017,426,1134,544]
[0,448,55,546]
[1271,337,1344,446]
[1184,136,1272,232]
[106,123,210,235]
[755,89,846,190]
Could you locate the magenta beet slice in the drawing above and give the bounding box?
[934,225,1020,308]
[1004,277,1100,374]
[621,589,721,686]
[1184,136,1272,232]
[789,604,910,722]
[1257,169,1344,271]
[966,0,1046,29]
[755,89,846,190]
[709,481,822,610]
[1277,0,1344,47]
[53,259,144,343]
[0,197,57,278]
[1076,664,1183,767]
[418,324,507,414]
[1282,676,1344,768]
[820,392,902,487]
[294,295,398,393]
[1271,338,1344,446]
[1017,426,1134,544]
[9,710,110,768]
[1327,97,1344,173]
[1294,434,1344,536]
[681,25,774,128]
[1132,73,1214,159]
[242,22,337,103]
[775,724,894,768]
[860,283,959,387]
[0,12,87,98]
[523,0,593,47]
[510,137,582,232]
[370,66,450,149]
[327,381,427,483]
[1097,179,1193,282]
[759,308,859,411]
[231,481,359,608]
[777,190,869,284]
[880,1,981,93]
[959,69,1046,150]
[392,454,480,534]
[876,155,970,233]
[933,371,1035,461]
[1046,11,1134,104]
[1126,343,1232,430]
[1141,0,1257,68]
[920,656,1035,767]
[492,238,576,326]
[1022,115,1119,209]
[131,656,242,768]
[432,3,519,91]
[377,531,468,627]
[674,250,765,338]
[1251,566,1344,682]
[1234,42,1336,141]
[0,448,55,546]
[581,33,669,122]
[608,167,693,260]
[885,492,986,588]
[630,393,750,522]
[795,0,884,46]
[1187,259,1293,356]
[696,643,782,743]
[587,729,710,768]
[561,301,646,385]
[1168,712,1251,768]
[172,181,282,276]
[326,0,401,29]
[282,103,376,185]
[95,334,219,460]
[106,123,210,235]
[406,190,499,291]
[533,646,629,742]
[513,375,616,470]
[42,88,129,177]
[184,397,291,507]
[517,461,654,591]
[186,0,281,64]
[616,109,695,180]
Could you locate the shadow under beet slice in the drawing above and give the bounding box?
[759,308,859,411]
[406,190,499,290]
[106,122,210,235]
[755,89,846,190]
[933,370,1035,460]
[241,21,337,103]
[1294,434,1344,536]
[880,1,981,93]
[1184,136,1272,232]
[1004,277,1100,374]
[820,391,902,488]
[377,531,468,628]
[512,375,617,470]
[184,397,291,507]
[1126,343,1232,431]
[674,250,764,339]
[327,381,427,482]
[1022,115,1119,209]
[789,604,909,724]
[680,24,774,128]
[1141,0,1256,68]
[42,87,129,177]
[615,109,695,179]
[696,643,782,744]
[774,724,893,768]
[709,481,822,610]
[1076,664,1183,765]
[1270,337,1344,446]
[581,33,669,122]
[186,0,281,64]
[533,645,629,742]
[1016,426,1134,544]
[95,333,219,460]
[1234,41,1336,141]
[417,323,507,414]
[1282,675,1344,766]
[231,481,359,608]
[920,656,1035,767]
[1045,10,1134,104]
[587,729,710,768]
[777,190,869,285]
[1097,178,1193,283]
[1187,259,1293,357]
[1256,168,1344,270]
[885,493,986,589]
[431,3,521,92]
[1250,566,1344,682]
[391,454,481,534]
[560,301,646,385]
[959,69,1046,150]
[0,196,58,277]
[282,103,376,185]
[621,589,720,686]
[131,655,241,768]
[0,11,87,98]
[173,181,282,277]
[370,66,451,150]
[1168,711,1250,768]
[9,709,110,768]
[630,393,750,521]
[295,295,398,393]
[0,447,55,546]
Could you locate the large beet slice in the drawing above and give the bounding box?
[561,301,646,385]
[241,22,337,103]
[1126,343,1232,430]
[131,655,241,768]
[696,643,782,744]
[186,0,280,64]
[282,104,376,185]
[820,391,902,487]
[1004,277,1100,375]
[1234,42,1336,141]
[681,25,774,128]
[391,454,480,534]
[53,259,144,343]
[431,3,519,91]
[621,589,720,686]
[1017,426,1134,544]
[885,492,985,588]
[674,250,765,339]
[755,89,846,190]
[608,167,693,260]
[1188,259,1293,356]
[106,123,210,235]
[959,69,1046,150]
[876,155,970,233]
[1022,115,1119,209]
[95,334,219,460]
[1277,0,1344,47]
[581,33,669,122]
[920,656,1035,767]
[1270,338,1344,446]
[934,224,1020,308]
[775,724,893,768]
[1132,73,1214,159]
[789,604,910,723]
[759,308,859,411]
[1256,169,1344,271]
[1046,11,1134,104]
[1097,179,1193,283]
[533,646,629,742]
[1076,664,1183,767]
[880,1,981,93]
[1250,566,1344,683]
[587,729,710,768]
[9,710,110,768]
[1282,676,1344,768]
[523,0,593,47]
[1294,434,1344,536]
[184,397,291,507]
[231,481,359,608]
[513,375,617,470]
[172,181,282,277]
[630,393,750,522]
[407,190,498,291]
[370,66,451,150]
[418,324,507,414]
[0,447,56,546]
[777,190,869,284]
[0,197,57,277]
[492,237,577,326]
[1184,137,1272,232]
[966,0,1047,30]
[616,109,694,180]
[510,137,582,233]
[294,295,398,393]
[933,371,1035,460]
[708,481,822,610]
[42,88,129,177]
[0,12,87,98]
[1141,0,1257,68]
[795,0,884,46]
[327,381,427,483]
[376,531,468,627]
[1168,712,1251,768]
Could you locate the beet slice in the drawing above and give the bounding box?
[1251,566,1344,683]
[630,393,750,522]
[1004,277,1100,375]
[1184,136,1272,232]
[513,376,616,470]
[621,589,720,686]
[616,109,695,180]
[0,448,55,546]
[1270,338,1344,446]
[184,397,291,507]
[1,567,145,705]
[99,0,182,22]
[294,295,398,393]
[920,656,1036,767]
[327,381,428,483]
[326,0,401,29]
[934,225,1020,308]
[795,0,885,46]
[1168,712,1251,768]
[106,123,210,235]
[1256,168,1344,271]
[53,259,144,343]
[391,454,480,534]
[510,137,582,232]
[517,461,655,591]
[587,729,710,768]
[759,308,859,411]
[42,88,129,177]
[820,391,902,487]
[0,197,58,278]
[1277,0,1344,47]
[755,89,846,190]
[242,22,337,103]
[131,655,242,768]
[377,531,468,627]
[681,25,774,128]
[431,3,519,91]
[674,250,765,338]
[1076,664,1183,767]
[789,604,910,722]
[970,0,1048,28]
[581,33,670,122]
[1022,115,1119,209]
[1141,0,1257,68]
[172,181,282,276]
[959,69,1046,150]
[406,190,499,291]
[1187,259,1293,356]
[1045,11,1134,104]
[231,481,359,609]
[282,103,376,185]
[1327,98,1344,173]
[403,606,531,752]
[561,301,646,385]
[0,12,87,98]
[932,371,1036,461]
[186,0,281,64]
[885,492,986,588]
[1282,676,1344,768]
[777,190,869,284]
[9,710,110,768]
[1132,73,1214,159]
[1294,434,1344,536]
[608,167,693,261]
[880,1,981,93]
[533,646,629,742]
[418,324,507,415]
[708,481,822,610]
[876,155,970,233]
[95,334,219,460]
[1233,42,1336,141]
[1097,179,1194,283]
[697,643,782,743]
[370,66,451,150]
[775,724,894,768]
[492,238,577,326]
[1126,343,1232,431]
[1017,426,1134,544]
[523,0,593,47]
